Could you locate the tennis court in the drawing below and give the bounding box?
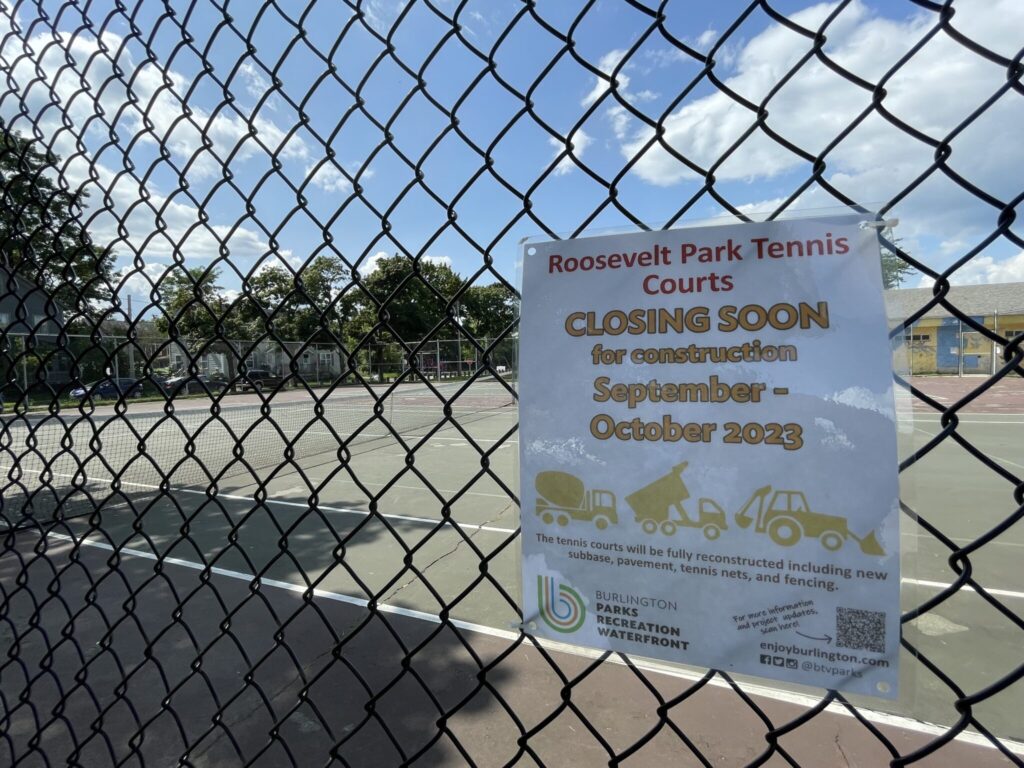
[2,376,1022,764]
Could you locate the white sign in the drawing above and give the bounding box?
[519,214,900,697]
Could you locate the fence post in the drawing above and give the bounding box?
[958,319,964,377]
[992,310,998,375]
[20,336,28,394]
[127,295,136,381]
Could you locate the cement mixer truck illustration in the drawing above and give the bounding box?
[534,464,726,538]
[535,471,618,529]
[625,462,728,540]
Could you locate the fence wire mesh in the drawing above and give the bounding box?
[0,0,1022,766]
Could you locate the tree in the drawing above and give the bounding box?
[461,282,518,340]
[155,267,232,341]
[879,227,915,289]
[0,122,115,316]
[243,254,349,342]
[153,266,251,379]
[346,254,463,343]
[459,282,519,373]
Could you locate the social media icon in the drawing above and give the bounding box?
[773,656,785,667]
[760,654,771,665]
[786,658,798,669]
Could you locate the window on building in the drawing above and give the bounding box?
[904,333,930,342]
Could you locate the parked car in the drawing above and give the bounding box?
[162,373,227,396]
[239,368,283,392]
[68,378,143,400]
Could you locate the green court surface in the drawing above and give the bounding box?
[3,380,1022,749]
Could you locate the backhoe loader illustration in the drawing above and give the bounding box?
[535,471,617,529]
[712,485,885,555]
[625,462,728,541]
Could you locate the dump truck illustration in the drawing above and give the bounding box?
[720,485,885,555]
[624,462,728,540]
[535,471,617,529]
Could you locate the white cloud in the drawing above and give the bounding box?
[582,50,660,143]
[116,263,170,308]
[643,48,692,68]
[620,0,1024,243]
[732,197,795,218]
[548,129,593,176]
[424,255,452,269]
[362,0,407,33]
[581,49,631,108]
[0,14,308,274]
[356,252,452,275]
[238,61,273,104]
[931,251,1024,286]
[826,386,895,418]
[696,29,718,48]
[84,167,286,262]
[305,162,353,193]
[607,106,631,140]
[252,253,306,276]
[359,250,390,274]
[813,417,854,449]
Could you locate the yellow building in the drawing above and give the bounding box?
[885,282,1024,375]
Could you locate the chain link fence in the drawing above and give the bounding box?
[0,332,512,397]
[0,1,1022,766]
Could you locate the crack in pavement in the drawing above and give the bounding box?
[381,500,516,607]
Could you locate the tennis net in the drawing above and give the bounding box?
[0,381,515,528]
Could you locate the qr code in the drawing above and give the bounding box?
[836,608,886,653]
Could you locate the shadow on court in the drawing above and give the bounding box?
[0,532,518,767]
[0,532,1011,767]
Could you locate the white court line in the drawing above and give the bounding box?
[0,465,519,535]
[910,419,1024,426]
[911,427,1024,470]
[39,530,1024,757]
[902,578,1024,601]
[20,469,1023,597]
[207,490,517,535]
[900,531,1024,549]
[139,485,518,536]
[32,471,1024,597]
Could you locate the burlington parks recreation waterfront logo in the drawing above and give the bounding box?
[538,576,586,633]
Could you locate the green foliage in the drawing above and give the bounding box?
[460,283,518,339]
[0,122,115,315]
[346,254,463,342]
[241,255,349,342]
[879,228,915,289]
[153,266,247,348]
[151,252,515,366]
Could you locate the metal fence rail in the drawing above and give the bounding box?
[0,1,1022,766]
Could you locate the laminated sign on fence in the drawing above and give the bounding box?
[519,214,901,697]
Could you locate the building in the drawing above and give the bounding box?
[885,282,1024,375]
[0,266,64,335]
[1,267,73,390]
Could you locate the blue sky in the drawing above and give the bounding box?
[1,0,1022,318]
